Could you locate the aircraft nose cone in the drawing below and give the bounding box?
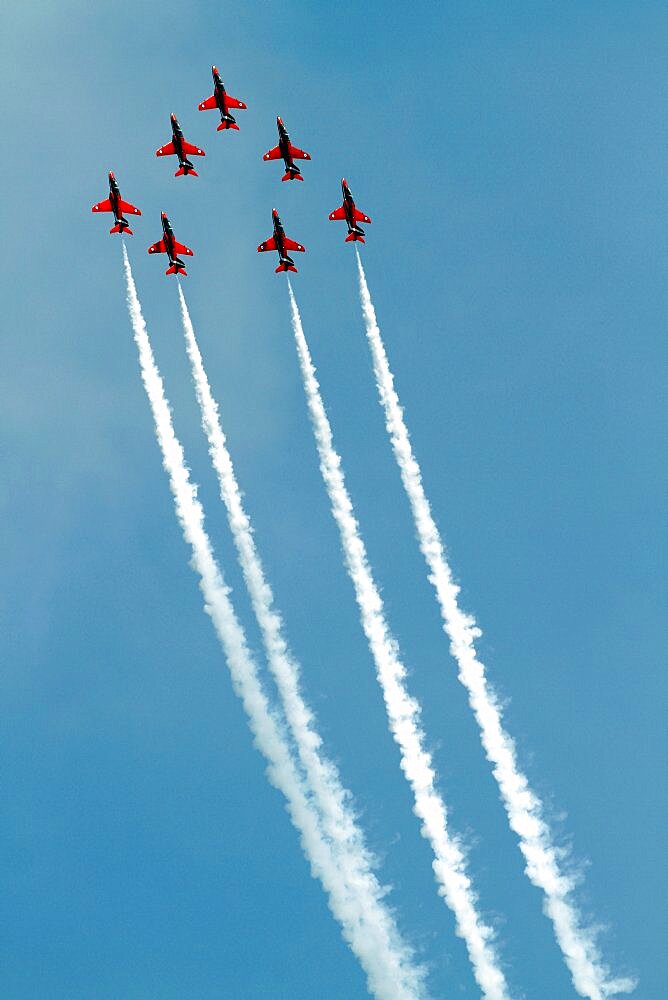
[212,65,217,73]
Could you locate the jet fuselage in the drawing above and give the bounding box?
[277,118,300,178]
[342,181,365,238]
[170,115,193,172]
[107,172,130,231]
[161,213,185,271]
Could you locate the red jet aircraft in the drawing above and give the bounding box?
[329,179,371,243]
[257,209,305,273]
[148,213,193,276]
[263,117,311,181]
[198,66,247,131]
[91,172,141,235]
[156,114,205,176]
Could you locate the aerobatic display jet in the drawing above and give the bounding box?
[91,172,141,235]
[263,117,311,181]
[257,209,305,273]
[329,178,372,243]
[148,212,193,276]
[156,114,205,176]
[198,66,247,131]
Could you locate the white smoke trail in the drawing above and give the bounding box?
[120,244,426,1000]
[287,282,511,1000]
[176,285,424,996]
[355,251,636,1000]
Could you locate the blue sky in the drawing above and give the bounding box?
[1,2,665,997]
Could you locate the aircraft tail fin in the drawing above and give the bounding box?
[275,263,298,274]
[110,223,133,236]
[345,231,365,243]
[166,264,187,276]
[175,162,197,177]
[217,120,239,131]
[282,169,303,182]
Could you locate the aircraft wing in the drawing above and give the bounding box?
[282,237,305,252]
[119,200,141,216]
[354,208,371,223]
[198,95,217,110]
[92,198,113,213]
[181,141,205,157]
[328,206,346,221]
[288,145,311,161]
[172,240,194,257]
[156,142,175,157]
[148,240,167,254]
[257,237,277,252]
[225,95,246,110]
[263,145,282,161]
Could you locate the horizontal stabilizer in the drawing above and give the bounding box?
[275,264,298,273]
[282,172,303,182]
[110,223,132,235]
[345,232,365,243]
[217,120,239,131]
[175,167,198,177]
[166,265,187,276]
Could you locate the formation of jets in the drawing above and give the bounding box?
[91,65,371,275]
